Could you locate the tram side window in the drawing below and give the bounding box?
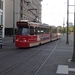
[40,28,44,34]
[35,27,38,35]
[37,27,45,34]
[45,28,49,33]
[44,28,46,34]
[37,27,41,34]
[30,26,34,35]
[52,28,56,33]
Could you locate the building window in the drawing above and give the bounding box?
[21,6,23,10]
[21,0,23,3]
[0,14,3,25]
[20,14,23,17]
[1,1,3,10]
[0,0,3,10]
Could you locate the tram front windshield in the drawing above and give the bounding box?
[17,27,29,35]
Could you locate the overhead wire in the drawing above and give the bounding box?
[11,0,41,21]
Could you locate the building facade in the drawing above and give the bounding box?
[20,0,42,22]
[5,0,20,36]
[5,0,42,36]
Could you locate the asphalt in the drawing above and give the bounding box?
[0,35,75,75]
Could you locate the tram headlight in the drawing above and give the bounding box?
[24,40,26,42]
[16,39,19,41]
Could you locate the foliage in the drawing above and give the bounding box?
[57,26,74,34]
[69,26,74,32]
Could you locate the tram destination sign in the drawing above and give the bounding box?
[17,22,28,27]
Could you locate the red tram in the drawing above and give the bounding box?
[15,20,60,48]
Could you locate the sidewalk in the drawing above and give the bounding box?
[1,36,15,49]
[36,35,75,75]
[49,35,75,75]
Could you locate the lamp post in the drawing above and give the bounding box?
[63,17,65,35]
[13,0,15,42]
[66,0,69,44]
[71,0,75,62]
[0,13,3,48]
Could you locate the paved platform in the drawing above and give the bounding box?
[0,35,75,75]
[35,35,75,75]
[1,36,15,49]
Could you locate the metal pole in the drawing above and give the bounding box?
[63,17,65,36]
[71,0,75,62]
[66,0,69,44]
[63,23,64,35]
[13,0,15,42]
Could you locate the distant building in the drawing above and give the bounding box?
[5,0,42,36]
[69,22,73,27]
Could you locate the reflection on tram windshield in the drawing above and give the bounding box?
[17,27,29,35]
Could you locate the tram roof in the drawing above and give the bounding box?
[17,20,50,28]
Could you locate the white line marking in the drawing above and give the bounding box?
[56,65,68,74]
[56,65,75,74]
[69,68,75,71]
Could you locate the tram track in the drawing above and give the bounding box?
[0,40,59,75]
[0,45,43,59]
[0,44,50,59]
[0,50,27,59]
[33,40,59,75]
[0,43,50,75]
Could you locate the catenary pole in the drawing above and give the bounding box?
[66,0,69,44]
[13,0,15,42]
[71,0,75,62]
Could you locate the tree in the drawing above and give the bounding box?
[57,26,62,33]
[69,26,74,32]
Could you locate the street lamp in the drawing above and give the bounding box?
[0,13,3,48]
[13,0,15,42]
[66,0,69,44]
[71,0,75,62]
[63,17,65,35]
